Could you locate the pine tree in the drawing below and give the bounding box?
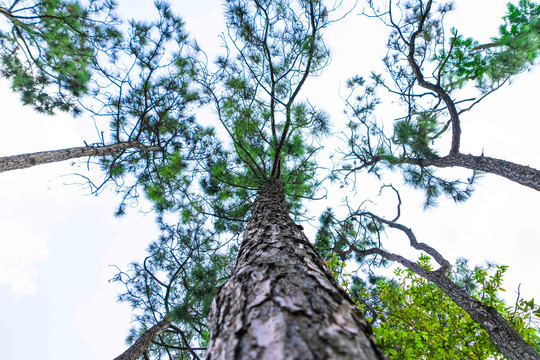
[0,0,122,114]
[110,1,540,359]
[342,0,540,205]
[2,1,538,359]
[115,0,387,358]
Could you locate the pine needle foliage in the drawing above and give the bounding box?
[0,0,122,114]
[340,0,539,206]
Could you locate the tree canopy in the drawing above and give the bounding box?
[0,0,539,359]
[0,0,122,114]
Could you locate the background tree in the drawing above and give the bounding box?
[0,2,207,220]
[328,254,540,359]
[327,1,540,354]
[314,184,540,359]
[341,0,540,207]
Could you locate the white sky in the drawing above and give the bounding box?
[0,0,539,359]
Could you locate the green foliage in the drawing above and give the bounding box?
[113,217,236,359]
[314,208,341,260]
[393,111,439,159]
[0,0,122,114]
[470,265,540,350]
[89,3,206,215]
[314,208,365,262]
[329,256,540,359]
[435,0,540,90]
[344,76,476,207]
[402,166,473,208]
[196,0,332,220]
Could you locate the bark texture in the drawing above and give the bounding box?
[422,153,540,191]
[114,318,171,360]
[205,180,386,360]
[0,141,160,173]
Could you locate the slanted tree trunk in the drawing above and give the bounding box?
[421,153,540,191]
[0,141,160,173]
[205,180,386,360]
[425,272,540,360]
[114,318,171,360]
[353,231,540,360]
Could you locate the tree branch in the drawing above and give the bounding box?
[0,141,161,173]
[406,0,462,155]
[114,318,171,360]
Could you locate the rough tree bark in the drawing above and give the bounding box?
[0,141,160,173]
[390,152,540,191]
[421,153,540,191]
[114,318,171,360]
[205,180,386,360]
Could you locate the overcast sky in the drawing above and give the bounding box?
[0,1,539,359]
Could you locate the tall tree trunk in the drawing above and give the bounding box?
[114,318,171,360]
[0,141,160,173]
[205,180,386,360]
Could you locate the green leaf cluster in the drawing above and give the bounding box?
[393,111,439,159]
[401,166,473,208]
[435,0,540,90]
[0,0,122,113]
[332,256,540,359]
